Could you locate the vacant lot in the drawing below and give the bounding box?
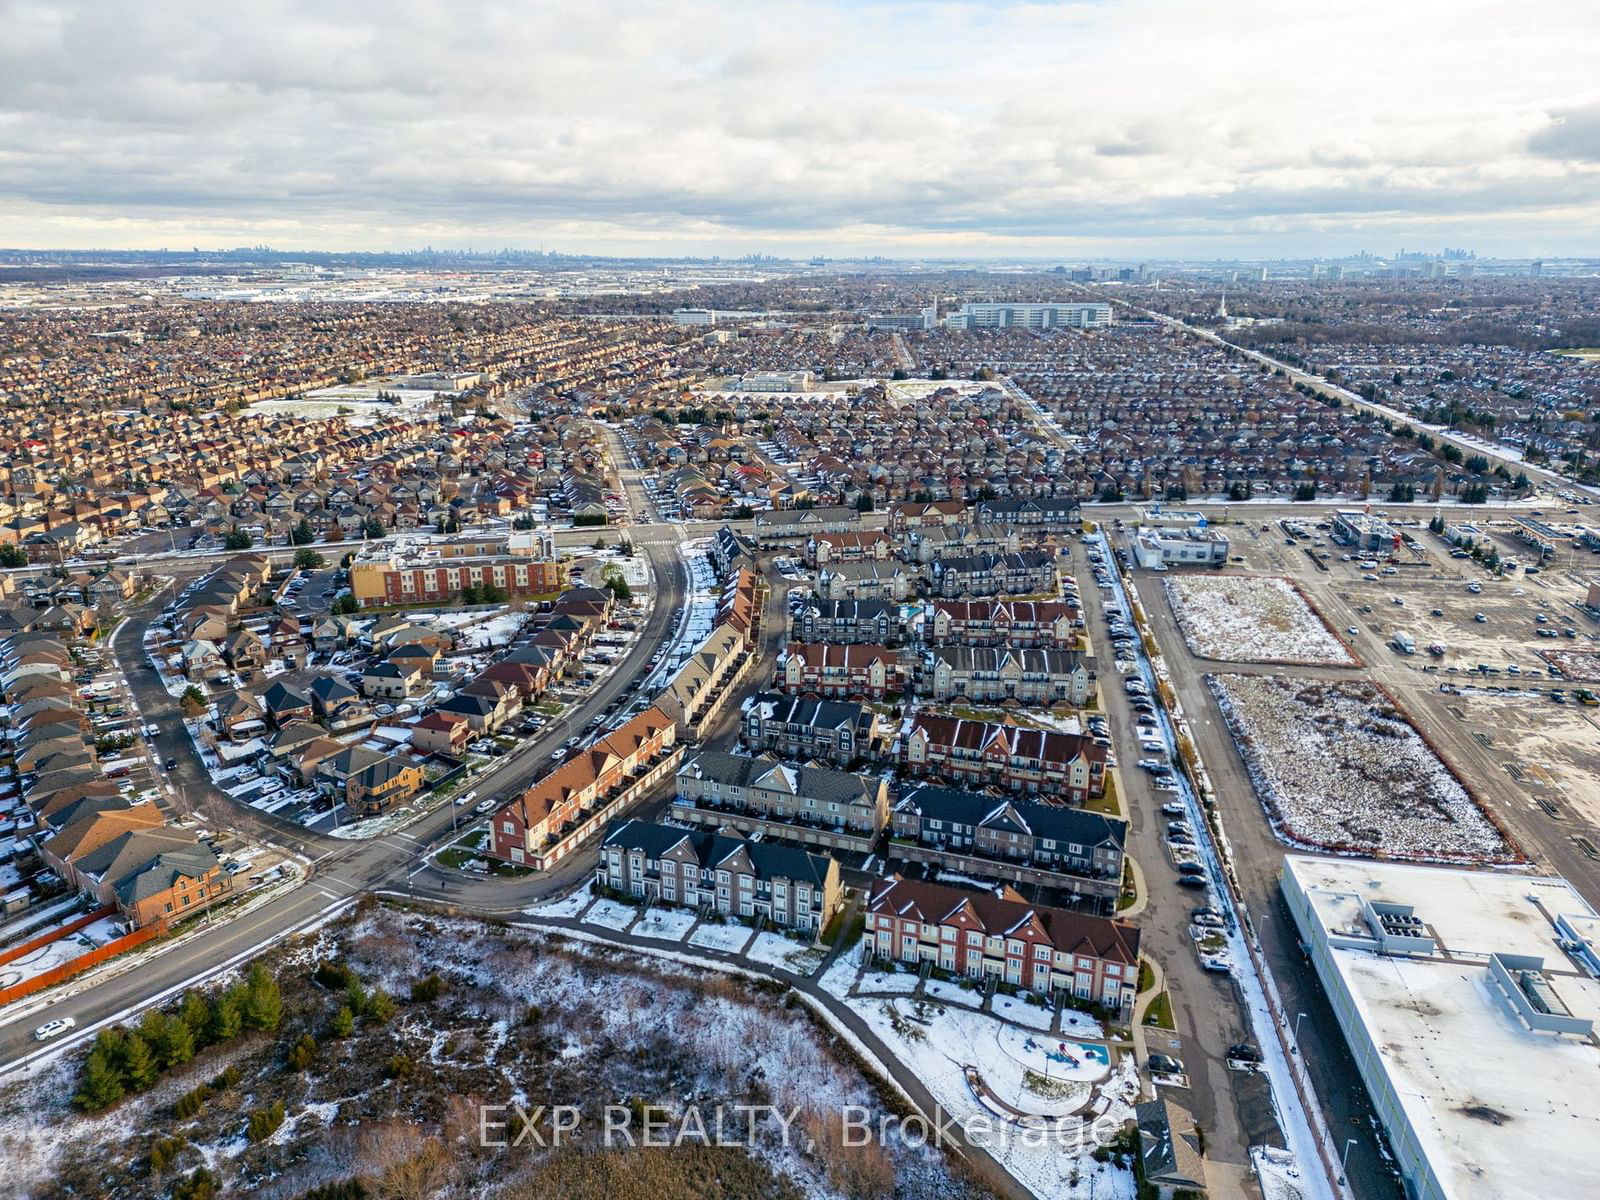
[1166,576,1354,666]
[1209,674,1514,863]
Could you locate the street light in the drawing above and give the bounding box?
[1339,1136,1358,1184]
[1291,1010,1308,1052]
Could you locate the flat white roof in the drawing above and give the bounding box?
[1286,856,1600,1200]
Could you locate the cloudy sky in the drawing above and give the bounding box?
[3,0,1598,257]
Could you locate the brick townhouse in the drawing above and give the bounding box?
[927,550,1058,599]
[781,641,904,701]
[599,818,842,934]
[921,645,1092,707]
[672,749,889,845]
[792,598,901,646]
[349,552,563,608]
[489,707,679,868]
[923,599,1079,649]
[901,714,1106,804]
[803,529,893,566]
[741,692,879,767]
[891,783,1126,900]
[865,875,1139,1015]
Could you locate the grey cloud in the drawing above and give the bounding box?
[1529,105,1600,162]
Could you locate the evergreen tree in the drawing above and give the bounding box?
[119,1032,159,1091]
[331,1005,355,1039]
[74,1045,125,1111]
[209,989,243,1043]
[179,990,211,1043]
[242,964,282,1033]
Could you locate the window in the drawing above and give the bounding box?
[967,930,983,947]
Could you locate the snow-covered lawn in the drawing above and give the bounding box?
[1210,674,1514,862]
[687,919,754,954]
[1167,576,1355,666]
[855,965,919,995]
[582,898,639,932]
[992,992,1058,1031]
[524,883,592,919]
[744,931,825,975]
[817,950,862,999]
[924,977,983,1008]
[631,907,696,942]
[847,996,1138,1200]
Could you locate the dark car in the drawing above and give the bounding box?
[1176,874,1208,889]
[164,758,178,770]
[1177,861,1206,876]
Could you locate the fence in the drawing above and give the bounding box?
[0,905,115,969]
[0,919,166,1007]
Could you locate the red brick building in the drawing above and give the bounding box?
[781,642,903,701]
[865,874,1138,1015]
[901,714,1105,804]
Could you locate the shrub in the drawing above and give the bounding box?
[211,1064,242,1091]
[287,1033,319,1073]
[73,1044,125,1112]
[149,1134,188,1175]
[365,990,397,1024]
[385,1053,414,1079]
[172,1167,220,1200]
[314,960,356,990]
[301,1182,369,1200]
[330,1005,355,1039]
[410,973,444,1003]
[246,1099,287,1143]
[174,1083,212,1120]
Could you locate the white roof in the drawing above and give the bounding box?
[1286,855,1600,1200]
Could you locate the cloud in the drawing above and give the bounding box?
[0,0,1597,254]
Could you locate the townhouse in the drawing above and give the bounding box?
[921,645,1093,707]
[803,530,893,567]
[489,707,679,869]
[901,714,1106,804]
[792,597,901,646]
[672,749,889,852]
[927,550,1058,599]
[923,599,1079,649]
[974,497,1081,530]
[780,641,904,701]
[890,784,1126,907]
[816,561,912,603]
[655,621,756,740]
[599,819,841,934]
[752,505,861,548]
[349,550,564,608]
[864,875,1139,1015]
[741,692,879,766]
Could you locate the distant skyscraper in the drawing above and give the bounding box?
[1216,290,1228,319]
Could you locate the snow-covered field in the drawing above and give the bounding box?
[1166,576,1355,665]
[1209,674,1514,862]
[744,931,826,975]
[855,966,920,995]
[687,919,753,954]
[923,977,983,1009]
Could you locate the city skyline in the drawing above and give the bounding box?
[3,0,1598,258]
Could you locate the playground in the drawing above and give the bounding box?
[994,1021,1114,1084]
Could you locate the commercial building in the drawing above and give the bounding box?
[1331,509,1398,552]
[740,370,813,392]
[864,875,1138,1016]
[942,302,1112,331]
[1281,855,1600,1200]
[1129,526,1229,568]
[599,819,841,933]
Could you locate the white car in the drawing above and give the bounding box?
[474,798,497,815]
[1161,801,1186,815]
[34,1017,75,1041]
[1140,739,1165,753]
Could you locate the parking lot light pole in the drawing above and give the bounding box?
[1291,1010,1308,1052]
